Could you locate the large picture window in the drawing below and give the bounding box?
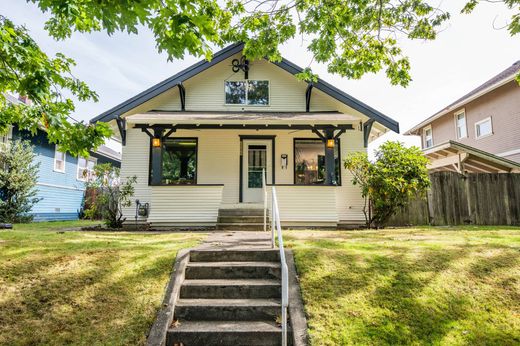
[294,139,340,185]
[225,80,269,105]
[161,138,197,185]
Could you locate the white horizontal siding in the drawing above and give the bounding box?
[148,185,223,224]
[269,186,338,223]
[121,128,151,221]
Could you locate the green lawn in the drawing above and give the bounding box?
[0,221,204,346]
[285,227,520,346]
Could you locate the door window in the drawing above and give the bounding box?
[248,145,266,188]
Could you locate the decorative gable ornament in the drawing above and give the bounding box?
[232,56,249,79]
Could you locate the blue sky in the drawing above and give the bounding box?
[2,0,519,151]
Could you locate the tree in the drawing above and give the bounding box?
[0,140,41,223]
[84,163,137,228]
[344,141,430,228]
[0,16,112,158]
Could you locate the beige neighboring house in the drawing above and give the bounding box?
[90,43,399,228]
[406,61,520,173]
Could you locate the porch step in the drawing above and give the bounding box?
[166,320,291,346]
[180,279,281,299]
[185,261,281,279]
[218,215,267,223]
[219,208,267,217]
[175,298,280,321]
[190,249,280,262]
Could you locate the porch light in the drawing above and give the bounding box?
[152,138,161,148]
[326,139,335,148]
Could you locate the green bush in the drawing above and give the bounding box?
[344,141,430,228]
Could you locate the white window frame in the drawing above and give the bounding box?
[77,156,97,181]
[475,117,493,139]
[224,79,270,106]
[0,126,12,150]
[53,146,66,173]
[454,109,467,140]
[423,125,433,148]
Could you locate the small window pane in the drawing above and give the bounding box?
[294,139,340,185]
[54,147,66,172]
[247,80,269,105]
[225,81,246,104]
[162,138,197,184]
[456,112,467,139]
[476,119,492,137]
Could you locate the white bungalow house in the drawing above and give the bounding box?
[91,43,399,228]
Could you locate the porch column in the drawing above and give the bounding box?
[324,129,336,185]
[151,127,164,185]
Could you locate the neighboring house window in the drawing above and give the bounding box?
[423,126,433,148]
[225,80,269,105]
[77,157,97,181]
[0,126,12,150]
[454,110,467,139]
[294,139,340,185]
[54,146,66,172]
[475,117,493,138]
[160,138,197,185]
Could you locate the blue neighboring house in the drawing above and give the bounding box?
[2,94,121,221]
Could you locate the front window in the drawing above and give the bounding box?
[423,127,433,148]
[77,157,97,181]
[225,80,269,105]
[455,110,467,139]
[294,139,340,185]
[54,146,66,172]
[475,117,493,138]
[0,126,12,151]
[161,138,197,184]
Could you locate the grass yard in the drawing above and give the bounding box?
[0,221,204,346]
[285,227,520,346]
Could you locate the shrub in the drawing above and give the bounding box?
[0,140,40,223]
[84,163,136,228]
[344,141,430,228]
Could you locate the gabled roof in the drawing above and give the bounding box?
[91,43,399,133]
[406,60,520,135]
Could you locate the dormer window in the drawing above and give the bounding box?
[225,80,269,105]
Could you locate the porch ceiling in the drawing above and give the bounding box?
[125,111,358,125]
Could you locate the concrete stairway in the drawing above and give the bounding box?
[167,249,292,346]
[217,208,269,230]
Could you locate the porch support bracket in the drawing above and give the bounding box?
[116,117,126,146]
[177,83,186,111]
[363,119,375,147]
[305,83,313,112]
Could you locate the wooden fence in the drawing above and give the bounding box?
[387,172,520,226]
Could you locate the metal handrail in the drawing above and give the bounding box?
[262,169,289,346]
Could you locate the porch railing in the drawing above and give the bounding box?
[262,169,289,346]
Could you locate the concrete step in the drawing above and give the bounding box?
[190,249,280,262]
[167,320,289,346]
[175,298,280,321]
[219,208,266,217]
[180,279,281,299]
[218,215,268,223]
[186,261,281,280]
[216,223,268,231]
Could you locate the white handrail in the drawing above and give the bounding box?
[263,169,267,232]
[262,169,289,346]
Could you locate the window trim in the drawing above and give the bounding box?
[53,146,66,173]
[148,137,199,186]
[76,156,97,182]
[423,125,433,148]
[293,137,342,186]
[475,116,493,139]
[454,109,467,140]
[224,79,271,106]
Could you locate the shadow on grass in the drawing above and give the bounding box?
[293,236,520,346]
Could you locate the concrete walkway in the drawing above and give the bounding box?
[197,231,273,250]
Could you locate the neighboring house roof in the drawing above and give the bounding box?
[90,42,399,133]
[93,144,122,162]
[405,60,520,135]
[424,140,520,173]
[4,93,21,105]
